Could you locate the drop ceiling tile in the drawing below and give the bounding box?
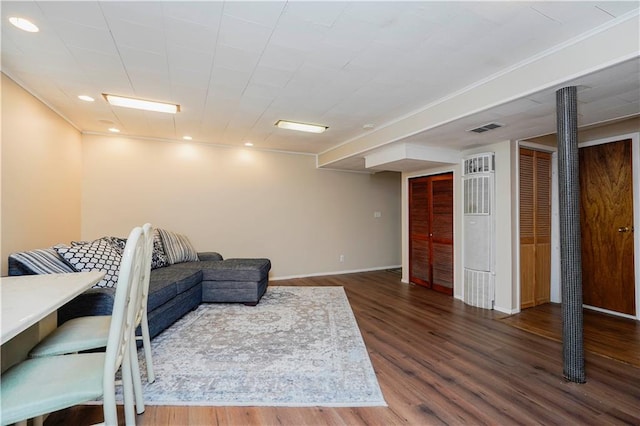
[224,1,286,27]
[269,18,328,51]
[107,18,166,55]
[256,44,305,72]
[167,43,214,73]
[282,1,347,27]
[164,16,219,52]
[250,66,294,89]
[594,2,640,17]
[100,1,164,28]
[218,14,272,53]
[161,1,223,28]
[53,21,117,54]
[37,2,107,30]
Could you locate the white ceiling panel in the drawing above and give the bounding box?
[1,1,637,171]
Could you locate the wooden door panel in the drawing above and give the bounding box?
[432,243,453,294]
[535,243,551,305]
[520,148,551,309]
[520,244,536,308]
[411,237,430,286]
[580,139,635,315]
[409,173,453,294]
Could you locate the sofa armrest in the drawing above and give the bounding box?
[197,252,224,261]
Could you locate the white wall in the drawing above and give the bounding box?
[81,134,401,278]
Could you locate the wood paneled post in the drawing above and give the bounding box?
[556,86,585,383]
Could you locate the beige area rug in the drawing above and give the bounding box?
[119,286,386,406]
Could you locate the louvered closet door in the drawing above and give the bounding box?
[409,177,431,286]
[519,148,551,309]
[409,173,454,295]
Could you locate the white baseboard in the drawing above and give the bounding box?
[271,265,402,281]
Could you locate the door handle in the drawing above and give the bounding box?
[618,226,634,233]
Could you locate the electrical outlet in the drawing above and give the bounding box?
[374,211,382,218]
[339,254,345,262]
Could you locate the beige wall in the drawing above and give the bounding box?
[1,74,82,370]
[1,74,82,275]
[81,134,401,278]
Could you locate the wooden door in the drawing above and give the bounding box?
[579,139,635,316]
[409,173,454,295]
[520,148,552,309]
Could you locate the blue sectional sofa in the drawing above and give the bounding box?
[8,249,271,339]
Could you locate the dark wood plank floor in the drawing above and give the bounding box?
[47,271,640,425]
[499,302,640,367]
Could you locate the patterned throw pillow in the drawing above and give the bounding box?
[9,248,76,274]
[151,229,169,269]
[54,239,122,288]
[157,228,199,265]
[103,236,127,254]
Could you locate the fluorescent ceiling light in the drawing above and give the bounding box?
[9,17,39,32]
[182,135,192,140]
[108,128,120,133]
[78,95,94,102]
[103,94,180,114]
[244,142,254,147]
[275,120,327,134]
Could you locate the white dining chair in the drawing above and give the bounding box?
[28,224,157,417]
[0,226,144,426]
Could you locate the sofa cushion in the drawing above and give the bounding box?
[173,258,271,282]
[147,267,202,311]
[158,229,199,264]
[8,248,76,275]
[54,239,122,288]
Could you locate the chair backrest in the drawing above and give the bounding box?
[133,223,154,327]
[103,227,144,392]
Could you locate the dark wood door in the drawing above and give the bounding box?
[520,148,552,309]
[579,139,635,315]
[409,173,454,295]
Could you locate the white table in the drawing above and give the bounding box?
[1,271,105,345]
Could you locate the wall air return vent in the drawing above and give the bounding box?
[468,122,504,134]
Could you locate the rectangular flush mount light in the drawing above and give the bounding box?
[275,120,327,134]
[103,94,180,114]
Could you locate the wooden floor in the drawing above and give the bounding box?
[47,271,640,425]
[499,302,640,367]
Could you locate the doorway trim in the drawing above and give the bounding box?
[579,132,640,320]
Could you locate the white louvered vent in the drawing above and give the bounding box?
[463,152,495,175]
[464,175,491,215]
[464,269,495,309]
[463,152,496,310]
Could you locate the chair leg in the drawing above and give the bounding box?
[140,313,155,383]
[34,416,44,426]
[129,330,146,415]
[103,368,118,426]
[122,350,137,425]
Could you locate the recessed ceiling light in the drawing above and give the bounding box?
[9,17,39,33]
[275,120,328,134]
[182,135,193,141]
[103,93,180,114]
[244,142,254,147]
[108,128,120,133]
[78,95,95,102]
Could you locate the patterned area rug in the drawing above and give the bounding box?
[125,286,386,406]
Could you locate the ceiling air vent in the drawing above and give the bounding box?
[468,122,504,134]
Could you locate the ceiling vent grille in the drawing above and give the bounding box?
[468,122,503,134]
